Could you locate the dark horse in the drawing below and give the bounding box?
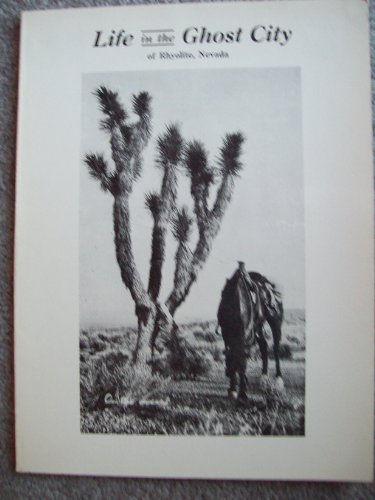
[217,262,284,402]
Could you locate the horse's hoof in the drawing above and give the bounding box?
[104,393,115,405]
[275,376,284,390]
[237,393,249,406]
[228,390,238,401]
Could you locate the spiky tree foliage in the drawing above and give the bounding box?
[145,191,161,217]
[171,206,193,242]
[171,206,193,297]
[184,141,214,234]
[84,153,116,194]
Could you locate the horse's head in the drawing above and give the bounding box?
[236,267,254,334]
[218,262,256,341]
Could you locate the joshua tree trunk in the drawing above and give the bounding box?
[113,197,146,307]
[113,194,155,365]
[133,303,157,366]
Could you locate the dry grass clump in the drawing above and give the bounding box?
[152,326,213,380]
[80,347,170,411]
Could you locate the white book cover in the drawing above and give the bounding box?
[14,0,374,480]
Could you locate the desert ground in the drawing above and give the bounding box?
[80,310,305,436]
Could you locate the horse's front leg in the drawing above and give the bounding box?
[228,372,238,400]
[269,317,284,389]
[224,343,238,399]
[256,326,268,375]
[237,350,248,404]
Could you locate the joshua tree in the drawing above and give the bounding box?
[84,86,244,368]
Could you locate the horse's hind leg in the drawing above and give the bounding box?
[256,326,270,390]
[269,317,283,387]
[256,326,268,376]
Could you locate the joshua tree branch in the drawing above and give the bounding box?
[184,141,214,236]
[146,192,164,302]
[113,195,152,318]
[146,125,183,302]
[84,153,116,195]
[166,206,194,315]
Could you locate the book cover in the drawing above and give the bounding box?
[14,0,374,480]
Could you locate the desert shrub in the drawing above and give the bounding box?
[192,329,217,343]
[268,343,292,360]
[153,327,212,380]
[286,335,300,345]
[169,330,212,379]
[80,347,169,411]
[90,337,107,353]
[95,348,131,366]
[80,350,127,410]
[79,335,89,350]
[261,381,287,410]
[193,329,205,341]
[279,343,292,360]
[96,332,125,346]
[118,367,170,404]
[195,408,224,435]
[151,353,169,376]
[97,333,112,344]
[165,408,224,435]
[154,348,212,380]
[110,334,126,345]
[203,330,217,343]
[80,351,90,363]
[207,343,225,362]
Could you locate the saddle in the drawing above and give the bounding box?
[237,268,264,344]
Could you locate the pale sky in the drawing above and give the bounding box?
[80,67,304,328]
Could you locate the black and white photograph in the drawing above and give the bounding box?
[80,67,305,436]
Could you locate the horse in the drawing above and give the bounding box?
[217,261,284,403]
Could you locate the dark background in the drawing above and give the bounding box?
[1,0,374,497]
